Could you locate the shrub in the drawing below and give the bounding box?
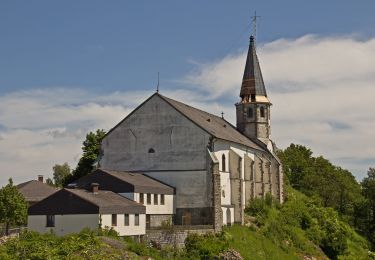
[185,232,230,259]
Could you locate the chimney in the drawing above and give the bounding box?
[91,183,99,194]
[38,175,44,183]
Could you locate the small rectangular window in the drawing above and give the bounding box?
[135,214,139,226]
[154,194,158,205]
[112,214,117,226]
[124,214,129,226]
[160,194,165,205]
[46,215,55,227]
[147,193,151,205]
[140,193,144,204]
[247,107,253,118]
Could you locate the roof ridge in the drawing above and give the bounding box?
[158,94,223,120]
[158,94,264,151]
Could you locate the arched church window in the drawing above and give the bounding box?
[222,154,226,172]
[260,107,265,118]
[247,107,253,118]
[148,148,155,153]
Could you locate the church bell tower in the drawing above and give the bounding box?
[236,35,271,145]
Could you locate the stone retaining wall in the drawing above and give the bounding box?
[144,228,215,248]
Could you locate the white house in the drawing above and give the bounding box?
[28,184,146,236]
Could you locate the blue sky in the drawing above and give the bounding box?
[1,1,375,94]
[1,1,375,184]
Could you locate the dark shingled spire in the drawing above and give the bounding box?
[240,36,267,102]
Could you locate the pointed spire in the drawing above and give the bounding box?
[240,35,267,102]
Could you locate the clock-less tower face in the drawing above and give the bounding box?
[236,36,271,145]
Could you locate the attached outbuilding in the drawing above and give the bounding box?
[73,169,175,228]
[28,184,146,236]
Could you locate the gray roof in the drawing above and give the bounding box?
[17,180,58,203]
[74,169,175,195]
[68,188,145,214]
[159,94,263,151]
[28,188,145,215]
[240,36,267,98]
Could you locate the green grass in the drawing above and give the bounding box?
[225,225,299,260]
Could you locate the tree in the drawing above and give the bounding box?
[63,129,106,185]
[52,163,71,187]
[45,178,54,186]
[0,178,28,235]
[278,144,364,226]
[361,167,375,245]
[277,143,313,188]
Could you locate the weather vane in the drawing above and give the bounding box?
[251,11,261,40]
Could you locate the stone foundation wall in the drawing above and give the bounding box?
[144,227,215,248]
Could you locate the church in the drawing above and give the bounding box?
[27,34,284,236]
[98,35,284,230]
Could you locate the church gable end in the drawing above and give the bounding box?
[100,94,211,172]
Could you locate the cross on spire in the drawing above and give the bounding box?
[251,11,261,40]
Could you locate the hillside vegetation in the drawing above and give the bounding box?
[0,143,374,259]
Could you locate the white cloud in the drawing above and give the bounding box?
[183,34,375,180]
[1,34,374,185]
[0,88,135,185]
[0,87,212,185]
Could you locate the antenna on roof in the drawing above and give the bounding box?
[251,11,261,40]
[156,72,160,93]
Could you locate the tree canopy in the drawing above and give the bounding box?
[52,163,71,187]
[63,129,106,185]
[277,143,375,250]
[0,178,28,235]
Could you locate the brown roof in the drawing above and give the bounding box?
[159,94,263,151]
[17,180,58,203]
[28,188,145,215]
[240,36,267,98]
[74,169,175,195]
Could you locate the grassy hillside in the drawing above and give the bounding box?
[0,188,372,260]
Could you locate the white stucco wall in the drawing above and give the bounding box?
[221,207,234,225]
[101,213,146,236]
[28,214,99,236]
[119,192,174,215]
[214,139,258,209]
[220,171,231,206]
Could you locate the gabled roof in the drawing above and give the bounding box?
[74,169,175,195]
[17,180,58,203]
[240,36,267,99]
[28,188,145,215]
[159,94,264,151]
[68,188,145,214]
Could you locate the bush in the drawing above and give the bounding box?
[185,232,230,259]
